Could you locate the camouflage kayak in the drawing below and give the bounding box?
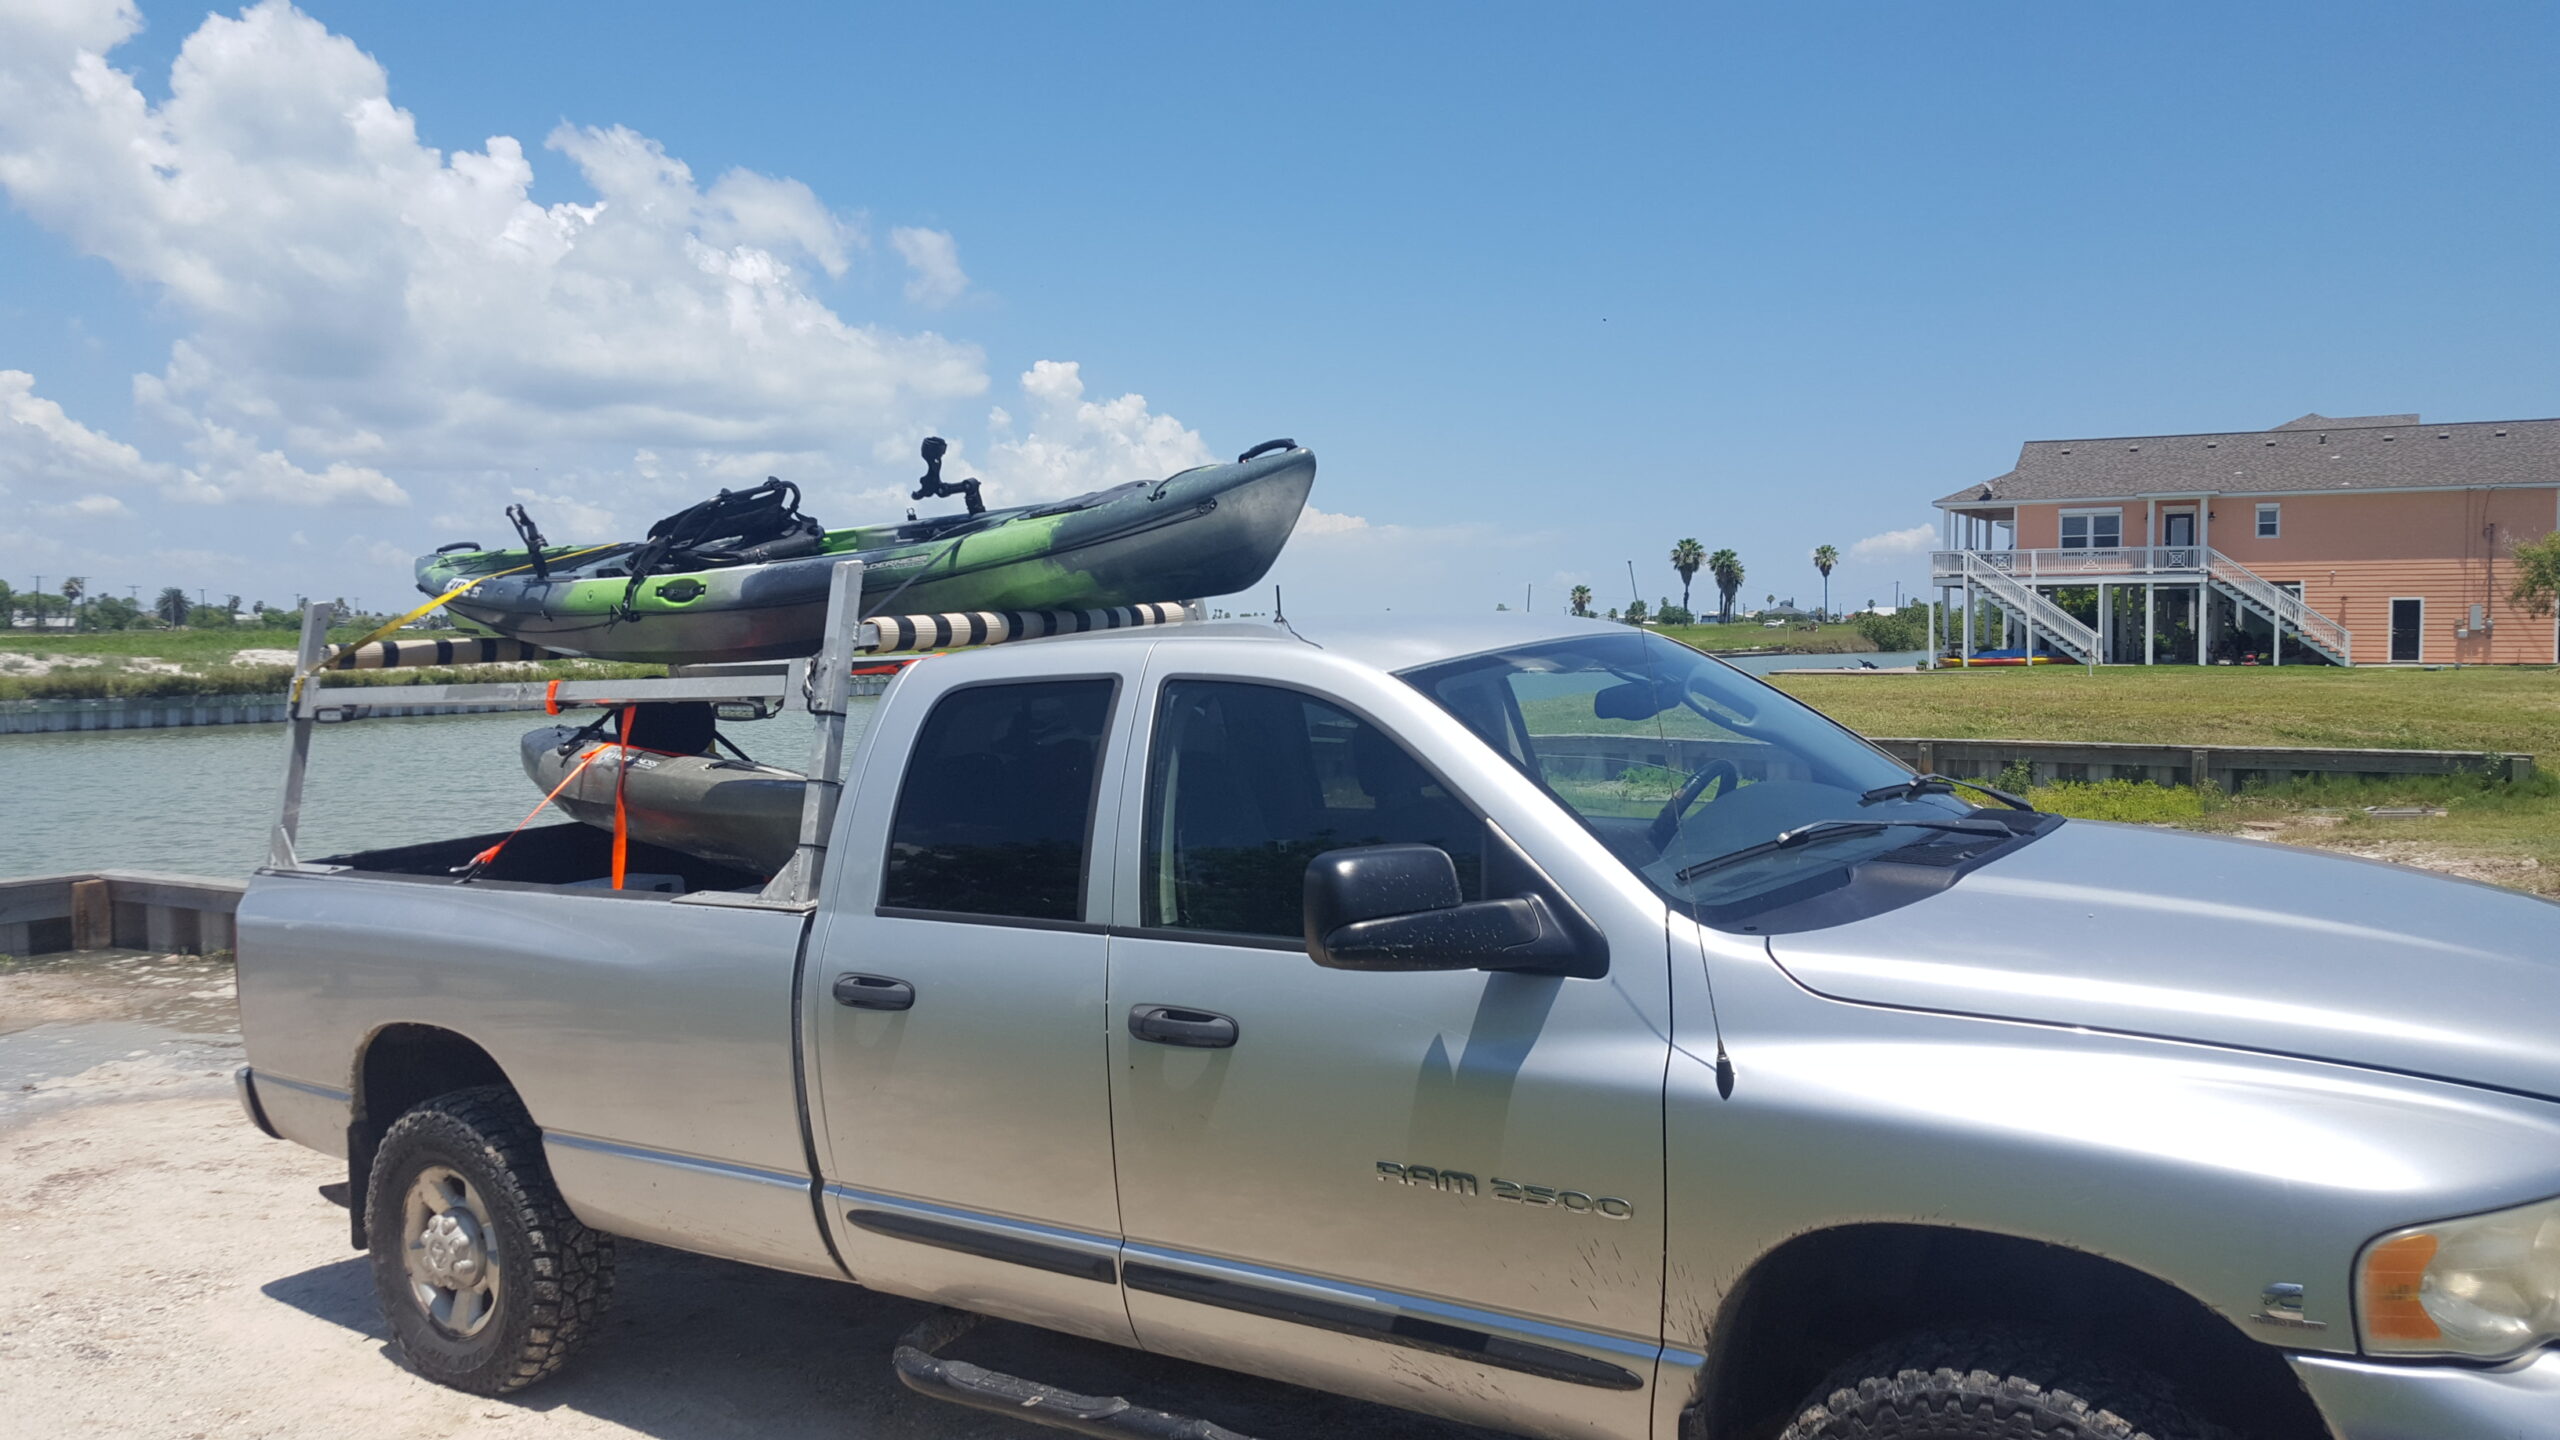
[419,443,1315,664]
[520,721,804,875]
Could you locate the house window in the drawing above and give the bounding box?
[2058,509,2122,550]
[2256,503,2280,539]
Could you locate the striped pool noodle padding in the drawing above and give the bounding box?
[327,637,571,669]
[861,601,1197,655]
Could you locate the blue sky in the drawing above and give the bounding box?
[2,0,2553,616]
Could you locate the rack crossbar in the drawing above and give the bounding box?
[294,673,789,719]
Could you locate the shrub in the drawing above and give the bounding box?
[2025,779,2209,824]
[1853,603,1929,652]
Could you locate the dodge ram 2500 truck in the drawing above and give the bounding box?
[235,611,2560,1440]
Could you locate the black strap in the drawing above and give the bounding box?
[506,504,551,578]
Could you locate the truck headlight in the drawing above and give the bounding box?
[2358,1195,2560,1359]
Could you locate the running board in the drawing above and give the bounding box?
[892,1310,1259,1440]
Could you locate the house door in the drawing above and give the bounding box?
[2162,512,2195,548]
[2390,599,2423,663]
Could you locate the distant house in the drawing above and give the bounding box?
[1932,412,2559,665]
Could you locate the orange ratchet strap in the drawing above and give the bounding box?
[455,745,608,881]
[611,704,634,890]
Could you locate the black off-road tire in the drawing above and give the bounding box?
[1777,1329,2233,1440]
[364,1085,614,1394]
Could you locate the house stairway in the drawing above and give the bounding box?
[1958,552,2098,665]
[2202,551,2353,665]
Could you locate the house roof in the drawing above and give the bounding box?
[1936,413,2560,509]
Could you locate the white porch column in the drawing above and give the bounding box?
[2144,582,2156,665]
[2197,586,2208,665]
[1962,575,1974,665]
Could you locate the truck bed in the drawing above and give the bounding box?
[313,820,770,895]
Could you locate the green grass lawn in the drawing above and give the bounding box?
[1770,663,2560,757]
[0,624,332,664]
[1766,666,2560,896]
[0,625,656,700]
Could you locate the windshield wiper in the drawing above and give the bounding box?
[1859,773,2035,812]
[1673,817,2016,884]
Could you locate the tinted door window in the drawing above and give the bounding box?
[881,680,1115,921]
[1143,681,1481,939]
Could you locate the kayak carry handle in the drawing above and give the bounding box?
[1237,438,1299,463]
[434,540,485,554]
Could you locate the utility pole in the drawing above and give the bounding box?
[1626,560,1639,609]
[1525,583,1533,614]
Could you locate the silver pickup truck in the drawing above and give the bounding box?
[235,612,2560,1440]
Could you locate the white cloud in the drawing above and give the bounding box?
[1850,523,1938,560]
[0,1,1231,599]
[1293,507,1371,538]
[0,369,170,495]
[973,361,1214,502]
[1260,505,1547,614]
[890,226,968,307]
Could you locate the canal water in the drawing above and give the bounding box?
[1721,648,1925,675]
[0,647,1921,882]
[0,704,858,880]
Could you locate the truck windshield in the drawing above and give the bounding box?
[1401,631,1989,915]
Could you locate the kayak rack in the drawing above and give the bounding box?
[267,561,1206,907]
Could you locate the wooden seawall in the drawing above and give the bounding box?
[1867,737,2536,792]
[0,673,895,735]
[0,872,244,957]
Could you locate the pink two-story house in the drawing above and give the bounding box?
[1931,413,2560,666]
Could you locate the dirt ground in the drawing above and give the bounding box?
[0,953,1503,1440]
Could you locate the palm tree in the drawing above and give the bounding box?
[1668,538,1705,616]
[60,577,84,631]
[1708,549,1745,623]
[1812,544,1839,619]
[156,587,192,626]
[1569,584,1593,618]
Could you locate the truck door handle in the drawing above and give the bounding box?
[1127,1004,1238,1049]
[833,973,915,1011]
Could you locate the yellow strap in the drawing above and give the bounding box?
[291,543,617,704]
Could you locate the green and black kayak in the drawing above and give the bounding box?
[418,440,1314,664]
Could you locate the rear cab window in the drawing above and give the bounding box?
[880,679,1117,922]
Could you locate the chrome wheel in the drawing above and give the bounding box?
[401,1164,502,1337]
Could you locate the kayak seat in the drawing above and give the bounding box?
[613,702,719,757]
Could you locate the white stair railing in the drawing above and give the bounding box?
[1960,552,2098,665]
[2204,550,2353,663]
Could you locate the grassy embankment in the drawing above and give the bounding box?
[0,626,660,701]
[1768,665,2560,895]
[1654,621,1879,654]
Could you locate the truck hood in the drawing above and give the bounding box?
[1766,820,2560,1100]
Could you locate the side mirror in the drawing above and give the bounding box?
[1303,844,1600,977]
